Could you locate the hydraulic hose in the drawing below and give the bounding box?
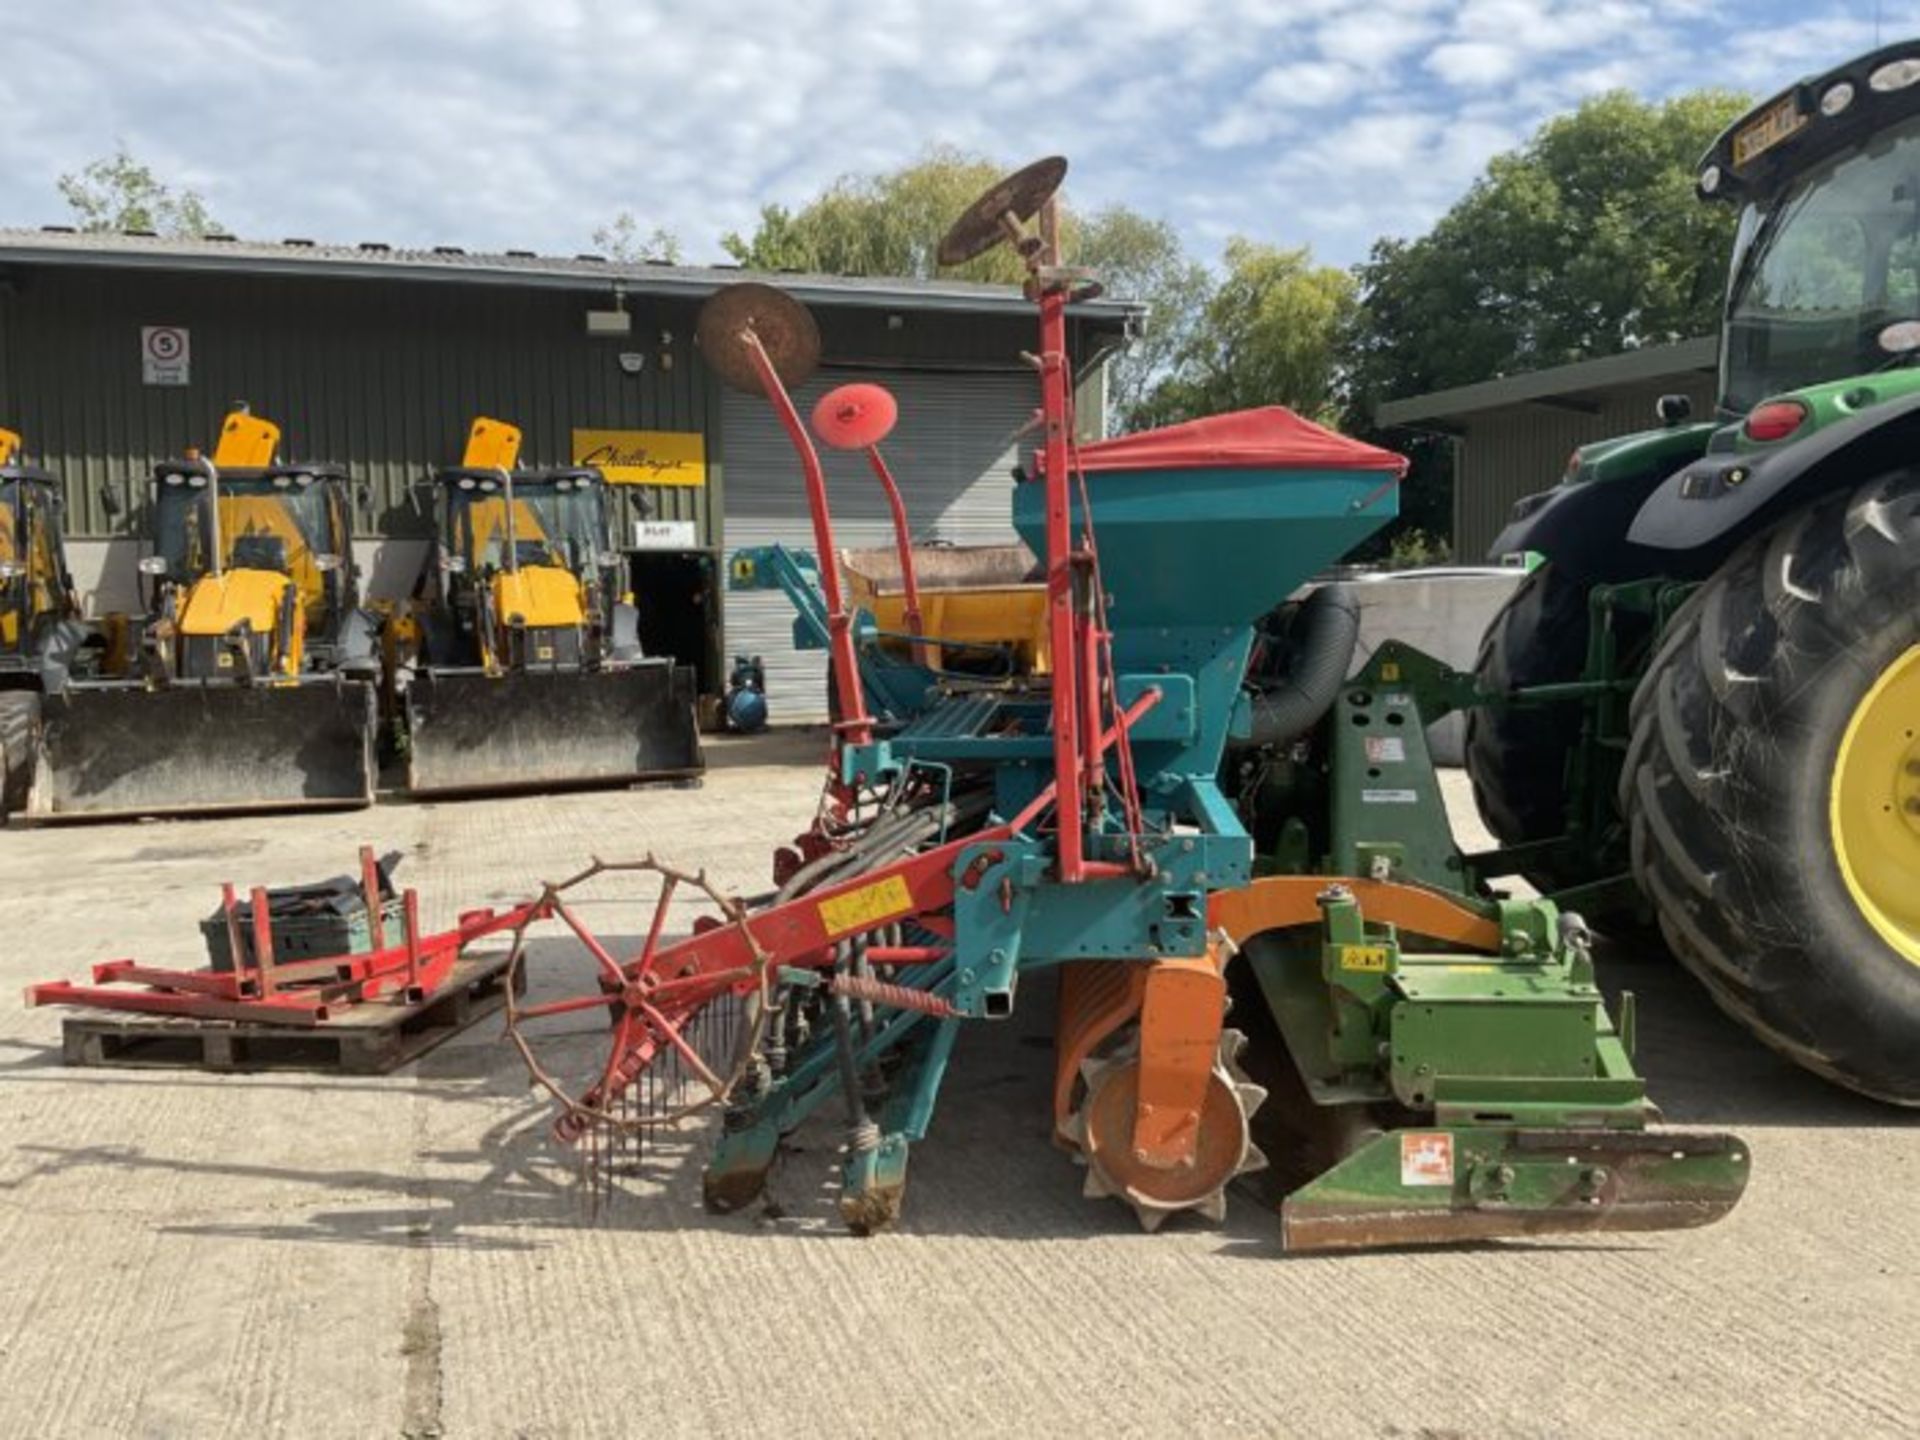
[1236,582,1361,749]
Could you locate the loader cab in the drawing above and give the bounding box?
[435,468,615,579]
[145,462,358,632]
[0,466,78,668]
[428,466,623,667]
[1703,43,1920,415]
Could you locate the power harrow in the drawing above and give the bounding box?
[501,158,1750,1249]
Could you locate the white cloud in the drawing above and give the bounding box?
[0,0,1898,281]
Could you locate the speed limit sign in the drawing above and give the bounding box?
[141,325,190,386]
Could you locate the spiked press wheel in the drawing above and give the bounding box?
[1066,1029,1269,1231]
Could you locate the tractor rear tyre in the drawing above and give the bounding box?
[1465,564,1654,939]
[1622,473,1920,1104]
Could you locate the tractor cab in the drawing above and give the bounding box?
[0,431,81,677]
[1706,48,1920,421]
[423,418,628,672]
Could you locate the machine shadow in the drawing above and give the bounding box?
[11,935,1901,1255]
[1588,940,1920,1130]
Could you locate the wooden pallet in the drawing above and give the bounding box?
[59,950,521,1075]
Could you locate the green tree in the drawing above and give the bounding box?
[719,147,1210,427]
[57,146,220,237]
[1345,89,1750,409]
[1135,239,1356,427]
[1341,89,1749,558]
[1076,207,1213,428]
[721,146,1032,284]
[592,213,682,264]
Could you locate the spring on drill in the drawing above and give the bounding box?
[827,972,959,1018]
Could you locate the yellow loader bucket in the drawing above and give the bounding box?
[30,678,377,821]
[403,661,702,796]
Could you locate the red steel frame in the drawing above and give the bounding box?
[522,218,1139,1136]
[1036,283,1086,881]
[863,444,929,667]
[740,332,874,746]
[546,687,1161,1137]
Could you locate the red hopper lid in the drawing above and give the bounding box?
[1051,406,1408,476]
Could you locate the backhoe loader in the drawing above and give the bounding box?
[0,428,86,816]
[394,417,701,794]
[30,410,379,819]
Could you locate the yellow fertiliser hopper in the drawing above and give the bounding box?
[840,543,1050,675]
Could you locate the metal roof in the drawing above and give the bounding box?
[1375,336,1718,427]
[0,227,1142,322]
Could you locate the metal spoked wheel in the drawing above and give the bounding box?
[503,855,771,1144]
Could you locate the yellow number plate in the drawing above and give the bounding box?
[1339,944,1390,973]
[1733,96,1806,167]
[817,874,914,938]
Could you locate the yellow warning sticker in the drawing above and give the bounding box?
[1380,661,1402,682]
[817,873,914,938]
[1339,944,1390,973]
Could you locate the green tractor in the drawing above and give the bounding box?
[1467,42,1920,1104]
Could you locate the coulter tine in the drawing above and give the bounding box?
[1236,1083,1269,1118]
[1198,1192,1228,1224]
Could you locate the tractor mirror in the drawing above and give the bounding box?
[99,484,123,519]
[355,482,373,512]
[1655,393,1693,426]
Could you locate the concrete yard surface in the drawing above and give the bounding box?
[0,729,1915,1438]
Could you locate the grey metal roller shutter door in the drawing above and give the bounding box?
[723,368,1035,719]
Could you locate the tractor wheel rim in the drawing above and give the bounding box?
[1830,644,1920,967]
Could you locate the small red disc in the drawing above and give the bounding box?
[811,383,899,451]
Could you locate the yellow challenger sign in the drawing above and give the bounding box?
[571,428,706,487]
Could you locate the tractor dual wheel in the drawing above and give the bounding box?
[1622,473,1920,1104]
[1464,564,1656,940]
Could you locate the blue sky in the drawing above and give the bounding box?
[4,1,1918,272]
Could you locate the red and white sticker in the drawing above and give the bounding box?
[1399,1132,1455,1187]
[1364,735,1406,764]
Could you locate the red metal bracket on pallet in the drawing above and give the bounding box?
[23,848,547,1027]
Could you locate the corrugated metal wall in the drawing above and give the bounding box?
[0,268,720,542]
[722,366,1035,716]
[1451,374,1721,559]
